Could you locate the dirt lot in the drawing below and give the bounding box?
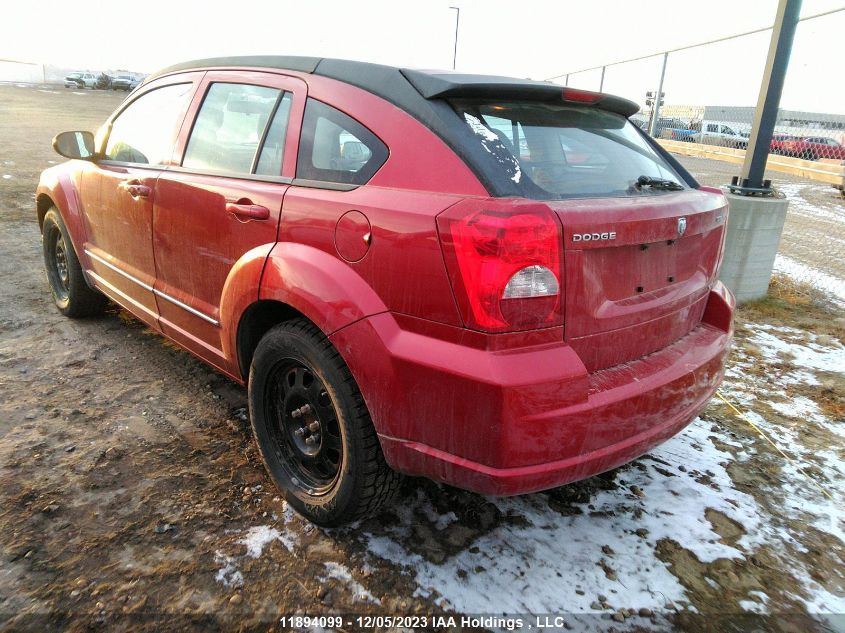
[0,84,843,632]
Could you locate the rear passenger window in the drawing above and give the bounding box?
[183,83,281,174]
[104,83,193,165]
[255,93,293,176]
[296,99,387,185]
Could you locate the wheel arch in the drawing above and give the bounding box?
[235,299,309,380]
[226,242,389,381]
[36,193,56,230]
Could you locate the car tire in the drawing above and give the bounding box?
[248,319,402,526]
[42,208,107,318]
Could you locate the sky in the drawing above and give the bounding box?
[2,0,843,113]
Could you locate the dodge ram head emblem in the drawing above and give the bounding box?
[677,217,687,236]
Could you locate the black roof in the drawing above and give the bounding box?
[146,55,639,117]
[145,57,696,195]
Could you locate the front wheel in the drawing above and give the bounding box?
[248,319,402,526]
[42,208,107,317]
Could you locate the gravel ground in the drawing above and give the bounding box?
[0,83,843,632]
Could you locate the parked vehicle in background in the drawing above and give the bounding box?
[37,56,734,525]
[64,72,97,89]
[660,126,697,142]
[111,74,141,91]
[651,117,688,139]
[693,122,747,148]
[780,136,845,161]
[769,134,797,154]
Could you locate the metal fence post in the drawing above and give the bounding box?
[648,52,669,137]
[564,74,569,87]
[599,66,605,92]
[731,0,802,195]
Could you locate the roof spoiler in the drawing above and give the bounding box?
[400,69,639,118]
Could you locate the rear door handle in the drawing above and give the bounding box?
[119,179,151,198]
[225,201,270,221]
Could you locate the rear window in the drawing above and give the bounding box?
[451,100,685,199]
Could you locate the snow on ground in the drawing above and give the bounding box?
[778,182,845,223]
[365,420,756,615]
[214,501,300,585]
[319,562,380,605]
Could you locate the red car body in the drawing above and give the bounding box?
[780,136,845,160]
[36,57,733,498]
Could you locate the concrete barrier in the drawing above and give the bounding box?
[658,139,845,187]
[718,191,789,303]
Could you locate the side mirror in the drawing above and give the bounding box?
[52,131,95,160]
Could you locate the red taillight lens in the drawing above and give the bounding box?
[437,203,563,332]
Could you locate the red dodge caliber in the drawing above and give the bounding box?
[36,56,734,525]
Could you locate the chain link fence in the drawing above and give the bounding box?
[550,8,845,305]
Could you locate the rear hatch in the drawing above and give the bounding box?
[550,191,726,371]
[445,92,728,371]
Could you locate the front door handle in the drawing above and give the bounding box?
[226,201,270,221]
[119,179,151,198]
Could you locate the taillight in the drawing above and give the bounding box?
[437,203,563,332]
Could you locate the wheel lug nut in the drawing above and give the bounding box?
[291,409,302,419]
[294,428,305,437]
[301,404,312,414]
[308,421,320,432]
[305,436,315,445]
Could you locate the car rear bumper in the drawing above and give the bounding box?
[329,281,734,496]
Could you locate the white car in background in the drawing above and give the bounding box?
[64,72,97,89]
[693,122,748,148]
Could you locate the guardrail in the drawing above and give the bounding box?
[658,139,845,189]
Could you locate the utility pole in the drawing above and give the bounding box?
[648,52,669,137]
[731,0,802,195]
[599,66,605,92]
[449,6,460,70]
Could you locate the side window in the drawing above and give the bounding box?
[721,126,735,135]
[183,83,280,174]
[255,93,293,176]
[104,83,193,165]
[706,124,718,133]
[296,99,388,185]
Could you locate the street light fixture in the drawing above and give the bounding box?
[449,6,460,70]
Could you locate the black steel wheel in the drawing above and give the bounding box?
[267,361,343,495]
[248,319,402,526]
[41,208,106,317]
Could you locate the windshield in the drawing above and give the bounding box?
[450,99,686,199]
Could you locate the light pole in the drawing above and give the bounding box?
[449,6,460,70]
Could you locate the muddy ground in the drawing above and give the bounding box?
[0,84,843,632]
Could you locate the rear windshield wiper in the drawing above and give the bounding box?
[634,175,684,191]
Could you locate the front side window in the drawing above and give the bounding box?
[451,99,685,199]
[296,99,388,185]
[104,83,193,165]
[183,83,281,174]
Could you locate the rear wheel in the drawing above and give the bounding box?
[42,208,107,317]
[248,319,402,526]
